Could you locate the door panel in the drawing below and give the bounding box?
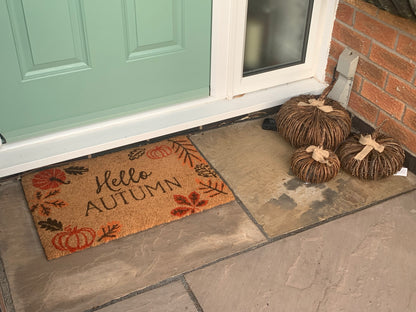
[0,0,211,142]
[6,0,89,80]
[123,0,183,60]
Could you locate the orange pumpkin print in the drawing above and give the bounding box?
[52,225,96,252]
[147,145,173,159]
[32,169,70,190]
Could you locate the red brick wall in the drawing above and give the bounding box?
[326,0,416,156]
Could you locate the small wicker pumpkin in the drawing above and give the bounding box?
[291,144,341,184]
[275,83,351,150]
[337,126,405,180]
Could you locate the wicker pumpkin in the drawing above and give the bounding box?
[291,144,341,184]
[275,84,351,150]
[337,128,405,180]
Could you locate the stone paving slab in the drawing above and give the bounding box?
[98,281,198,312]
[186,190,416,312]
[191,119,416,238]
[0,179,265,312]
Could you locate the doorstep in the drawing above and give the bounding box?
[0,117,415,312]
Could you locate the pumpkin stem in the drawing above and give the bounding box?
[64,225,72,232]
[318,66,337,101]
[49,177,70,185]
[372,119,388,140]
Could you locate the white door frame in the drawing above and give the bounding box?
[0,0,338,178]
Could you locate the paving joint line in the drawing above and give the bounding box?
[180,275,204,312]
[2,177,415,311]
[188,135,271,242]
[87,187,416,311]
[84,275,182,312]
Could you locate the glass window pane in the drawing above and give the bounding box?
[243,0,314,76]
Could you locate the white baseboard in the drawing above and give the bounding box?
[0,78,325,178]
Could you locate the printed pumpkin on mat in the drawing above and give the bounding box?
[21,136,235,260]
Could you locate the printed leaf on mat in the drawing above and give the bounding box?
[128,148,146,160]
[171,191,208,217]
[199,180,228,197]
[168,138,201,168]
[45,200,67,208]
[38,218,63,232]
[97,222,122,242]
[44,189,59,199]
[29,189,68,216]
[171,207,194,217]
[64,166,89,176]
[173,194,192,206]
[188,191,208,207]
[194,164,217,178]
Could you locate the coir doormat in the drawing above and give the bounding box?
[21,136,235,260]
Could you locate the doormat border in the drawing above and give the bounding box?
[21,135,236,260]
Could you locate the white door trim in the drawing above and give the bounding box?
[0,78,326,177]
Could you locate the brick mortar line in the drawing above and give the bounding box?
[341,1,416,40]
[328,41,404,122]
[323,35,416,148]
[348,90,379,126]
[334,17,415,64]
[364,77,408,108]
[373,74,416,120]
[382,71,389,89]
[330,37,415,111]
[386,71,416,88]
[351,1,357,25]
[330,37,398,81]
[377,108,416,137]
[393,29,400,50]
[368,37,374,59]
[374,13,416,40]
[371,40,416,65]
[355,73,364,93]
[401,105,406,121]
[348,89,416,141]
[360,80,411,125]
[341,1,377,18]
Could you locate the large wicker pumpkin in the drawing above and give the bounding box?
[291,145,341,184]
[337,129,405,180]
[275,86,351,150]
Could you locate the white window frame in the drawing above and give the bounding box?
[231,0,330,96]
[211,0,338,98]
[0,0,338,177]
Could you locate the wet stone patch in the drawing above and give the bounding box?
[191,119,416,238]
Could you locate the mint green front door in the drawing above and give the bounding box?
[0,0,211,142]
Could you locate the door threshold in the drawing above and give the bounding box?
[0,78,325,178]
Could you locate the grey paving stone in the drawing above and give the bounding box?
[98,281,197,312]
[0,179,265,312]
[186,190,416,312]
[191,119,416,238]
